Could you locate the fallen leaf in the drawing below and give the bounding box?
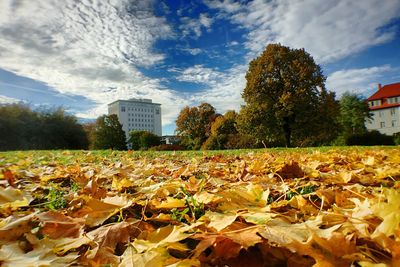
[36,211,85,239]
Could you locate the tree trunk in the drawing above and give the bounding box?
[283,117,291,147]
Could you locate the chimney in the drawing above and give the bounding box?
[378,83,382,90]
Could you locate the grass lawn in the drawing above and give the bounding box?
[1,147,400,266]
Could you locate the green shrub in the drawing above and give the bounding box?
[148,144,185,151]
[393,132,400,145]
[129,130,160,150]
[346,130,394,146]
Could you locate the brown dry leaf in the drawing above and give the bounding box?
[2,170,15,187]
[287,233,357,267]
[196,235,242,263]
[276,161,304,179]
[36,211,85,239]
[71,197,124,227]
[1,148,400,265]
[85,221,133,265]
[224,225,263,249]
[0,212,37,243]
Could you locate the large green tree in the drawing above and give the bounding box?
[176,103,218,149]
[128,130,160,150]
[93,114,126,150]
[238,43,337,147]
[338,92,371,137]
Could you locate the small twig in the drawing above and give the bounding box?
[344,187,367,199]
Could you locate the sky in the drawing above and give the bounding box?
[0,0,399,135]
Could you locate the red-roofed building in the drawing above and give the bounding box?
[366,83,400,135]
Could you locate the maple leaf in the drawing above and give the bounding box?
[36,211,85,239]
[2,170,15,187]
[371,189,400,239]
[0,240,79,267]
[276,160,304,179]
[132,223,201,253]
[0,187,30,210]
[1,148,400,265]
[0,212,37,243]
[70,196,128,227]
[152,197,186,209]
[200,211,237,231]
[120,246,170,267]
[84,221,133,265]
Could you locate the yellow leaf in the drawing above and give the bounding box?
[0,187,30,209]
[0,241,79,267]
[201,211,237,231]
[241,212,276,225]
[120,246,169,267]
[153,197,186,209]
[372,189,400,238]
[133,223,201,253]
[112,177,134,190]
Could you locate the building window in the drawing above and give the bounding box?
[391,108,396,116]
[379,110,384,117]
[392,120,397,127]
[121,106,125,112]
[380,122,385,128]
[156,109,160,115]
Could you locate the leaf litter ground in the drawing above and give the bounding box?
[1,148,400,266]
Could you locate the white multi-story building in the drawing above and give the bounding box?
[108,98,162,139]
[366,83,400,135]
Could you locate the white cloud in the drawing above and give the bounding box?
[171,63,246,114]
[199,13,213,28]
[206,0,400,63]
[326,65,394,97]
[181,47,202,55]
[0,0,190,125]
[0,95,21,104]
[175,65,223,84]
[191,64,246,114]
[179,13,214,38]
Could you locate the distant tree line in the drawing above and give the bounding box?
[0,105,162,151]
[175,43,396,150]
[0,104,88,150]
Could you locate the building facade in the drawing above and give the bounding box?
[108,98,162,139]
[366,83,400,135]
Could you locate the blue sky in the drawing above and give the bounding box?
[0,0,399,135]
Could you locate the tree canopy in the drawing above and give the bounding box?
[93,114,126,150]
[338,92,372,138]
[128,130,160,150]
[176,103,219,149]
[202,110,239,150]
[239,43,336,147]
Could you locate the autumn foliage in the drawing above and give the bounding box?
[1,148,400,266]
[239,44,339,147]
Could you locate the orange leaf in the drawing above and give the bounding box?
[36,211,85,239]
[3,170,15,187]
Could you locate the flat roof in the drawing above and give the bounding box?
[108,99,161,106]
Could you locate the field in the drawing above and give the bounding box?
[1,147,400,266]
